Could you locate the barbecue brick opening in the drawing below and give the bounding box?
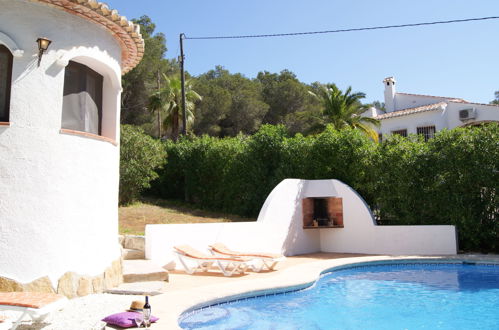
[302,197,344,228]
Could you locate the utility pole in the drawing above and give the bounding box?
[179,33,188,202]
[157,70,161,139]
[179,33,187,136]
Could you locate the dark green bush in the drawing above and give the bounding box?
[368,125,498,252]
[119,125,166,205]
[149,124,499,252]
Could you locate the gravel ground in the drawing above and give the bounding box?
[1,294,141,330]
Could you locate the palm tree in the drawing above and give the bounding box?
[308,84,380,141]
[148,74,201,140]
[148,91,163,138]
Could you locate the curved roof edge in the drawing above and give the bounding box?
[32,0,144,74]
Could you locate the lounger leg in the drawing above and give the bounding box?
[178,256,196,274]
[262,259,278,270]
[240,263,249,274]
[10,309,29,330]
[250,262,264,272]
[216,261,241,276]
[198,261,213,272]
[216,260,230,276]
[33,312,49,322]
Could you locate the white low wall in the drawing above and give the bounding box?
[320,226,457,255]
[146,179,457,270]
[146,222,287,269]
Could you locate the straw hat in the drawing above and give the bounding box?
[128,300,143,311]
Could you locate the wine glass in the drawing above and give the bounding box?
[143,309,151,329]
[134,314,144,328]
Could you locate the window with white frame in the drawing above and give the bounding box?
[61,61,103,135]
[417,125,436,141]
[0,45,13,122]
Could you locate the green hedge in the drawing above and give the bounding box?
[119,125,167,205]
[150,124,499,252]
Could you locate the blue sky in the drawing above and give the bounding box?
[105,0,499,104]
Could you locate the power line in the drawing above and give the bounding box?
[184,16,499,40]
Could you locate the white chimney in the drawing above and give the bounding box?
[383,77,396,112]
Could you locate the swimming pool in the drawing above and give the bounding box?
[179,262,499,329]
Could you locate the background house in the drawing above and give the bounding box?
[366,77,499,141]
[0,0,143,298]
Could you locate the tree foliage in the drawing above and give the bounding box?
[121,16,179,133]
[308,84,380,141]
[491,90,499,105]
[149,74,201,140]
[193,66,269,137]
[119,125,167,205]
[121,16,375,139]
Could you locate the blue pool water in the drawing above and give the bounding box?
[179,262,499,330]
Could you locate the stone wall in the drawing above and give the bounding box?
[0,258,122,299]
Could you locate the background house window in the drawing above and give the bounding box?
[62,61,103,135]
[391,129,407,137]
[417,125,436,141]
[0,45,13,122]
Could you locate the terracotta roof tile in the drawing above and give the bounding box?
[32,0,144,74]
[376,102,446,120]
[449,100,499,107]
[397,92,467,102]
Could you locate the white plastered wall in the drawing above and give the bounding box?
[146,179,457,270]
[446,102,499,128]
[0,0,122,286]
[378,109,448,136]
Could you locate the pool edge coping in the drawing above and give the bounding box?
[150,254,499,329]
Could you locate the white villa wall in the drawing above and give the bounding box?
[394,93,448,111]
[378,109,448,136]
[146,179,457,270]
[0,0,122,286]
[446,102,499,128]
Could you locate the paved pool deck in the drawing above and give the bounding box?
[145,253,499,329]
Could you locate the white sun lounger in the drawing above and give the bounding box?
[173,245,250,276]
[208,243,285,272]
[0,315,13,330]
[0,292,67,330]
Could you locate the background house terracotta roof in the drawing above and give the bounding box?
[376,102,446,120]
[449,100,499,107]
[32,0,144,74]
[397,92,467,103]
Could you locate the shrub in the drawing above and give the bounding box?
[119,125,166,205]
[368,125,498,252]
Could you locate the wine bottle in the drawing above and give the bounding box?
[143,295,151,328]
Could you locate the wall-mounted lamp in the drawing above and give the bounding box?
[36,37,52,67]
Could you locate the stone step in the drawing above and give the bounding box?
[122,235,145,251]
[122,248,145,260]
[122,260,168,283]
[105,281,167,296]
